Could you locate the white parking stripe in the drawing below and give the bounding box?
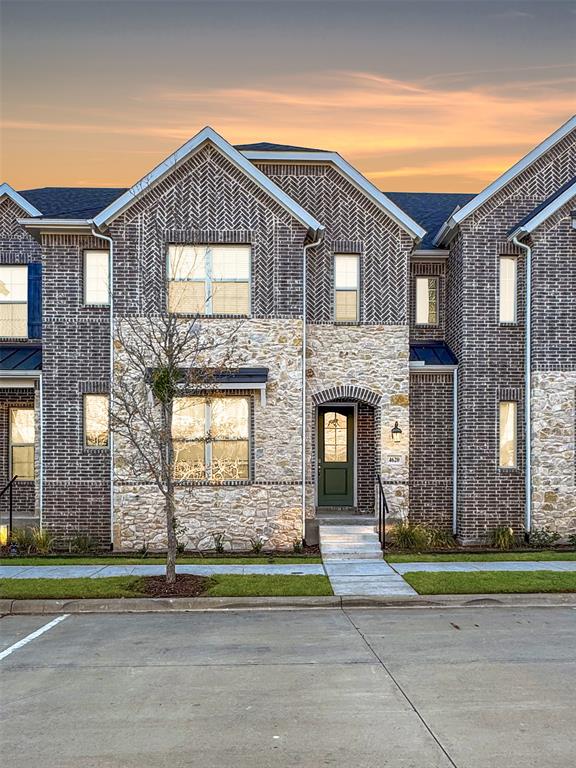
[0,614,70,661]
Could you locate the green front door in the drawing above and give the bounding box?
[317,406,354,506]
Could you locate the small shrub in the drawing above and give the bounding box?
[176,541,186,555]
[529,526,561,549]
[426,527,455,550]
[250,535,264,554]
[69,532,98,554]
[138,540,149,558]
[30,526,56,555]
[292,538,303,554]
[567,533,576,548]
[391,521,429,551]
[213,532,225,554]
[10,527,35,554]
[490,526,516,551]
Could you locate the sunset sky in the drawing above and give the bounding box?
[1,0,575,193]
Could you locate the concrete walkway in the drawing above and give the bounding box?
[0,563,325,579]
[319,526,417,596]
[392,560,576,573]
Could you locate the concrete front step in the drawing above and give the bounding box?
[317,515,376,526]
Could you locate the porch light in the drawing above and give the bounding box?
[391,421,402,443]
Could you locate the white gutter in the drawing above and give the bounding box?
[301,231,325,542]
[512,234,532,538]
[91,226,115,548]
[452,367,458,536]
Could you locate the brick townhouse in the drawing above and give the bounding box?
[0,116,574,549]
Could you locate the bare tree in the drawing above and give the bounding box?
[113,312,242,584]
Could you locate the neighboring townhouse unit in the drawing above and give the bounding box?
[1,117,575,550]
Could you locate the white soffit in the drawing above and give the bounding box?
[434,115,576,245]
[0,183,42,217]
[241,150,426,241]
[93,127,323,234]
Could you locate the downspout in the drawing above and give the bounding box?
[512,234,532,539]
[302,230,324,542]
[452,366,458,535]
[91,226,115,549]
[38,372,43,528]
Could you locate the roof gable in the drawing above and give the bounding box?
[435,115,576,245]
[93,127,323,234]
[240,149,426,241]
[509,176,576,239]
[0,183,42,217]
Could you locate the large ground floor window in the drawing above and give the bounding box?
[172,395,250,481]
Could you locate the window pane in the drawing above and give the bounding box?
[10,408,35,444]
[324,411,347,462]
[173,441,206,480]
[173,398,205,440]
[0,266,27,302]
[211,246,250,280]
[212,441,249,480]
[84,251,109,304]
[499,257,517,323]
[335,290,358,322]
[416,277,437,324]
[0,303,27,337]
[211,397,249,439]
[335,255,359,289]
[499,401,517,468]
[12,445,34,480]
[211,282,249,314]
[168,281,206,313]
[85,394,109,447]
[168,245,206,280]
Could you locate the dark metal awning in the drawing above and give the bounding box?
[410,342,457,368]
[0,346,42,371]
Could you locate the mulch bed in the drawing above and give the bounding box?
[139,574,210,597]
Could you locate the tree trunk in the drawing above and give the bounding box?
[165,486,177,584]
[164,400,177,585]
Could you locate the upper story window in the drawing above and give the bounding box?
[172,396,250,481]
[84,394,110,448]
[167,245,250,316]
[499,401,517,468]
[84,250,109,305]
[0,265,27,338]
[334,254,359,322]
[415,277,438,325]
[10,408,35,480]
[499,256,517,323]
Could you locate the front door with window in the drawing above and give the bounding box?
[317,406,354,506]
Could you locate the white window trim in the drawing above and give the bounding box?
[167,244,252,316]
[83,393,110,449]
[334,254,360,323]
[415,276,439,326]
[9,407,35,480]
[0,265,28,339]
[499,256,518,324]
[173,395,252,481]
[83,250,110,306]
[498,400,518,469]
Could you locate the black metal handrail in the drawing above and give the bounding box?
[376,473,389,551]
[0,476,18,536]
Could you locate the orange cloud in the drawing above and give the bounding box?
[2,69,574,192]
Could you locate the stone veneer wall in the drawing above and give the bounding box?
[114,317,304,551]
[306,324,410,518]
[531,372,576,536]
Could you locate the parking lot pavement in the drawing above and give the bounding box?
[1,606,575,768]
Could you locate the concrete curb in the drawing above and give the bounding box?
[1,593,576,614]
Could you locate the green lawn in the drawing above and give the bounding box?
[0,574,332,600]
[404,570,576,595]
[386,551,576,563]
[0,555,322,566]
